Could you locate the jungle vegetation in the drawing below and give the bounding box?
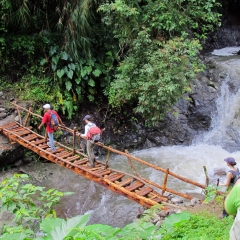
[0,174,234,239]
[0,0,231,124]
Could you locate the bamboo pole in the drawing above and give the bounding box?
[125,149,139,177]
[93,142,206,189]
[12,101,42,119]
[16,107,22,125]
[44,130,48,143]
[105,149,111,169]
[162,168,169,195]
[203,166,209,186]
[73,127,77,155]
[24,107,32,127]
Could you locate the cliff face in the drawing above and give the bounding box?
[203,0,240,50]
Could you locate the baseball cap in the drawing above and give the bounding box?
[83,115,91,121]
[43,104,51,109]
[224,157,236,165]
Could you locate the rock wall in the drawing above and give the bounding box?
[0,104,25,167]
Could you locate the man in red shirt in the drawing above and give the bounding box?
[38,104,63,153]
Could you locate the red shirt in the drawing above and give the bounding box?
[42,110,60,133]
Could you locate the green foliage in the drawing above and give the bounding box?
[0,0,224,122]
[203,185,218,202]
[0,174,73,237]
[98,0,222,124]
[160,211,234,240]
[0,175,235,240]
[109,34,204,124]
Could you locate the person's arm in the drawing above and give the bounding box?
[219,172,233,186]
[58,116,64,125]
[38,122,45,130]
[38,113,47,130]
[81,125,89,137]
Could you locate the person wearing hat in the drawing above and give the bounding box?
[38,104,63,153]
[80,115,97,167]
[219,157,239,190]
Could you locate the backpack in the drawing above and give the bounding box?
[229,169,240,185]
[48,110,59,131]
[86,124,102,142]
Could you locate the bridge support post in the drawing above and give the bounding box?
[73,127,77,155]
[24,107,32,127]
[162,168,169,195]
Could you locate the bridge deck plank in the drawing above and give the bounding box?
[137,186,153,196]
[106,173,125,182]
[65,155,80,162]
[117,178,134,187]
[125,181,144,191]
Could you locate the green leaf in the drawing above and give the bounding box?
[67,69,73,79]
[52,56,59,65]
[57,69,65,78]
[88,79,95,87]
[92,69,101,77]
[162,211,191,231]
[61,52,69,60]
[41,218,64,235]
[49,47,57,56]
[81,68,87,78]
[0,233,28,240]
[85,224,120,237]
[65,81,72,91]
[40,59,47,66]
[75,78,81,84]
[50,214,90,239]
[68,63,76,70]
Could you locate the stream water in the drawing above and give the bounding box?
[1,47,240,228]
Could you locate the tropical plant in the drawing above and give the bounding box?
[160,211,234,240]
[0,174,73,237]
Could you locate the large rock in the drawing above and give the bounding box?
[0,111,24,167]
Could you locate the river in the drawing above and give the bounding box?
[1,47,240,228]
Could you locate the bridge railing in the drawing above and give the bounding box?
[12,102,208,200]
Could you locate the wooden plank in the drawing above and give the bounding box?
[147,192,168,202]
[73,159,88,165]
[117,178,134,187]
[125,181,144,191]
[10,127,23,131]
[1,122,18,129]
[151,197,163,203]
[24,134,38,141]
[137,186,153,196]
[16,130,31,136]
[38,143,49,149]
[93,169,112,176]
[58,152,73,158]
[106,173,125,182]
[33,139,46,145]
[65,155,80,162]
[54,148,64,153]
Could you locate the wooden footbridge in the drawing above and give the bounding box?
[0,103,207,208]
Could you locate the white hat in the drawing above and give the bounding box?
[43,104,51,109]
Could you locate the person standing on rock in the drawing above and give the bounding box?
[224,178,240,240]
[80,115,102,167]
[219,157,239,190]
[38,104,64,153]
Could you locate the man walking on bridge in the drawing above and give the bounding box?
[38,104,63,153]
[80,115,101,167]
